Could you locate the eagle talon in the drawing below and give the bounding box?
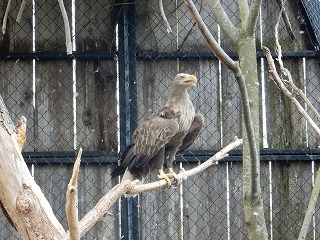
[158,169,172,186]
[166,168,181,187]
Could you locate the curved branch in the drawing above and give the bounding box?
[205,0,239,44]
[159,0,172,33]
[58,0,72,54]
[183,0,238,70]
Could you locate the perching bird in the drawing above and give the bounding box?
[14,116,27,151]
[111,73,204,191]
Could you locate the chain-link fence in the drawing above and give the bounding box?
[0,0,319,239]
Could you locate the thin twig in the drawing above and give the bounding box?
[58,0,72,54]
[276,0,295,40]
[263,46,320,136]
[16,0,27,23]
[159,0,172,33]
[65,148,82,240]
[2,0,12,34]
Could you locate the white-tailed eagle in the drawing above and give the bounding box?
[111,73,204,188]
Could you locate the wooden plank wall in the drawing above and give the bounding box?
[0,0,319,239]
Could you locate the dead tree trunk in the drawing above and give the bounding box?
[0,96,65,239]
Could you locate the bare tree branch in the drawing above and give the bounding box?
[184,0,261,201]
[58,0,72,54]
[205,0,239,45]
[2,0,12,34]
[183,0,237,70]
[263,46,320,136]
[16,0,27,23]
[128,137,243,194]
[65,148,82,240]
[159,0,172,33]
[276,0,295,40]
[62,138,243,237]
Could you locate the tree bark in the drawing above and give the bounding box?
[0,96,65,239]
[237,36,268,239]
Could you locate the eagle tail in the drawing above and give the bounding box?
[122,168,145,198]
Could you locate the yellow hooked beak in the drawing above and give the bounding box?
[184,74,197,87]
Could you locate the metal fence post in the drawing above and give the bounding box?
[118,2,139,240]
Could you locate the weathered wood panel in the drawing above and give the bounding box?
[306,59,320,148]
[260,0,303,51]
[136,60,179,122]
[34,61,74,151]
[182,163,228,239]
[272,161,313,240]
[75,0,119,52]
[76,60,118,151]
[0,0,33,53]
[136,0,177,52]
[35,0,71,52]
[139,165,181,240]
[177,0,219,52]
[228,162,247,239]
[221,66,241,146]
[0,60,34,151]
[33,164,117,240]
[264,58,306,149]
[283,58,307,148]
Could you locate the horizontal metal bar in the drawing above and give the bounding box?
[23,148,320,165]
[1,50,318,61]
[0,51,117,60]
[137,50,320,60]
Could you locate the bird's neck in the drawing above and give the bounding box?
[168,87,189,102]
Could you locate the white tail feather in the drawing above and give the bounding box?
[121,168,144,198]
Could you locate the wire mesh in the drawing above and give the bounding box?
[0,0,319,239]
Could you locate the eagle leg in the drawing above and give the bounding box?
[158,169,172,186]
[166,168,181,187]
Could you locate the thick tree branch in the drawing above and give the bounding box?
[184,0,260,200]
[246,0,262,36]
[65,148,82,240]
[58,0,72,54]
[238,0,249,25]
[205,0,239,44]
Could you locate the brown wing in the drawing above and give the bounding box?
[132,116,179,157]
[177,114,204,156]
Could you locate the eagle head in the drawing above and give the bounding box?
[172,73,197,88]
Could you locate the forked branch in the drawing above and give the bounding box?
[69,138,243,237]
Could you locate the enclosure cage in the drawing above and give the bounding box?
[0,0,320,239]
